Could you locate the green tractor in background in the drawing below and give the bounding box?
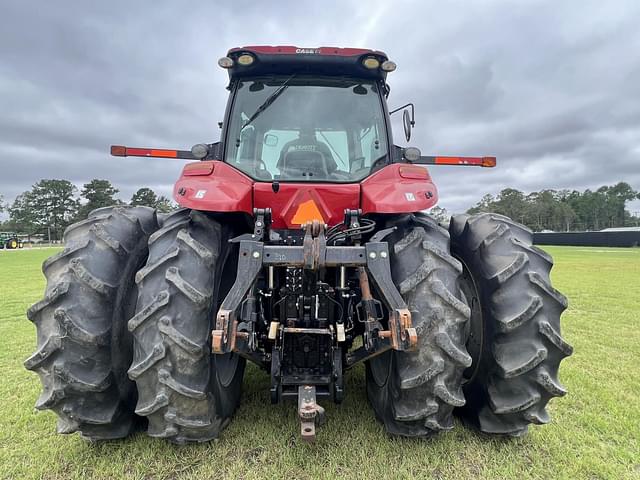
[0,232,23,250]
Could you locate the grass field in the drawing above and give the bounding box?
[0,246,638,479]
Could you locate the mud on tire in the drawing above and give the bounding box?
[450,213,573,436]
[25,206,159,440]
[128,209,245,443]
[366,214,471,437]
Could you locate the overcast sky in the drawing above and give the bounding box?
[1,0,639,218]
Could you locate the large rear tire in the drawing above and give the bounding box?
[25,206,159,440]
[450,213,573,436]
[366,214,471,437]
[128,209,245,443]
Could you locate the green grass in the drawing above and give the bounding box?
[0,246,638,479]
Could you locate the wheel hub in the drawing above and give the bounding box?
[457,261,484,384]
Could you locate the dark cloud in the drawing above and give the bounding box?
[1,0,639,217]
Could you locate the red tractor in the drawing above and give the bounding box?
[26,46,572,443]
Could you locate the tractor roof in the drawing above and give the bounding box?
[222,46,392,80]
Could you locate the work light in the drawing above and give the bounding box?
[218,56,234,68]
[237,54,255,66]
[362,57,380,69]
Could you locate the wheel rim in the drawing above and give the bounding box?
[457,259,484,384]
[212,237,241,389]
[369,350,392,387]
[215,353,240,387]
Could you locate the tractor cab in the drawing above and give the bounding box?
[218,47,397,183]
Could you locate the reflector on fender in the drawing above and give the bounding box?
[183,161,215,176]
[399,166,429,179]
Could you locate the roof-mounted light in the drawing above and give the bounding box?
[218,56,234,69]
[362,57,380,69]
[237,53,255,66]
[381,60,397,72]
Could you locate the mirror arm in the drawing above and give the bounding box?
[389,103,415,126]
[205,142,222,160]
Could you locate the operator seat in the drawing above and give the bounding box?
[279,150,330,179]
[276,129,337,179]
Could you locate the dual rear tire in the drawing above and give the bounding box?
[366,214,471,436]
[450,213,572,436]
[25,206,158,440]
[26,207,244,442]
[127,209,244,443]
[366,212,572,437]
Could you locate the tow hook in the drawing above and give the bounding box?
[298,385,325,443]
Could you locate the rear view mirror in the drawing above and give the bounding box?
[389,103,416,142]
[403,110,412,142]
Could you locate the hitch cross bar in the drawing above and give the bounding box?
[211,234,417,354]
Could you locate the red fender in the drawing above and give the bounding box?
[173,161,253,213]
[360,163,438,214]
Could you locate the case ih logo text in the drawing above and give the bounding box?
[296,48,320,54]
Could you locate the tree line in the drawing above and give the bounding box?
[458,182,639,232]
[1,179,176,241]
[3,179,638,240]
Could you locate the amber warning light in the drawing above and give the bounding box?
[431,156,497,167]
[411,155,497,168]
[110,145,198,160]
